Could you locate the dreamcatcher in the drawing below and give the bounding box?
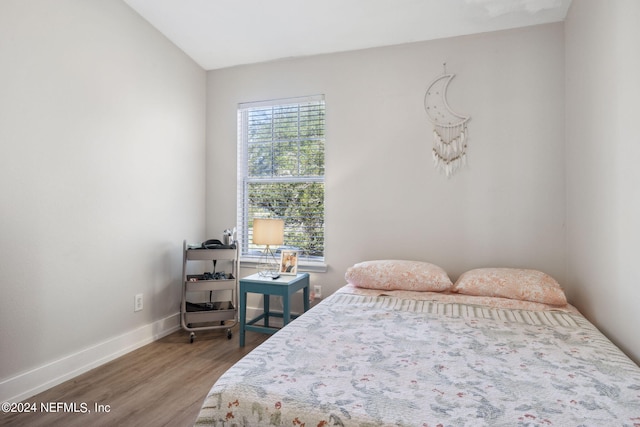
[424,64,471,177]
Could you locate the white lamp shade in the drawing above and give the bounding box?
[252,218,284,245]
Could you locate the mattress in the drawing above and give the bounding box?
[195,286,640,426]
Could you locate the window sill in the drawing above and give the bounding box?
[240,256,328,273]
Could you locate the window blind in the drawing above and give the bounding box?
[237,95,325,261]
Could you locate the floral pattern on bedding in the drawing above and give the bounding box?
[195,292,640,427]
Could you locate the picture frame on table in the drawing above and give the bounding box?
[279,250,298,275]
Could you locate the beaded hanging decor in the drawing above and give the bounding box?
[424,65,471,177]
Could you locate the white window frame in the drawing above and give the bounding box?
[237,95,326,272]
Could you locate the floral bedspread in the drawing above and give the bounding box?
[195,291,640,426]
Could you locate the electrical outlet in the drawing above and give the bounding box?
[134,294,143,312]
[313,285,322,299]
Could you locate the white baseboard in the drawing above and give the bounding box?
[0,313,180,403]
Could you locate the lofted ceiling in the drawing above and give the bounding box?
[123,0,572,71]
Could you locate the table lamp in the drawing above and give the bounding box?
[253,218,284,278]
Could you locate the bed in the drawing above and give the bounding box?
[195,260,640,426]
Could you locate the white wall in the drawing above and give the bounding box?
[206,24,566,302]
[0,0,206,401]
[565,0,640,364]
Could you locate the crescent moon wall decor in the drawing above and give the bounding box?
[424,66,471,177]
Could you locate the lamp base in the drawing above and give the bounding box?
[258,271,280,280]
[257,246,280,279]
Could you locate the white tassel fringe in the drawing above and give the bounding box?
[432,124,468,178]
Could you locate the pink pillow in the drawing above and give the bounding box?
[345,260,453,292]
[453,268,567,306]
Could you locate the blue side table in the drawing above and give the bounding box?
[239,272,310,346]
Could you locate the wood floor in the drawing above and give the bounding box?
[0,327,269,427]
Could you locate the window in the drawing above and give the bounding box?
[237,95,325,264]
